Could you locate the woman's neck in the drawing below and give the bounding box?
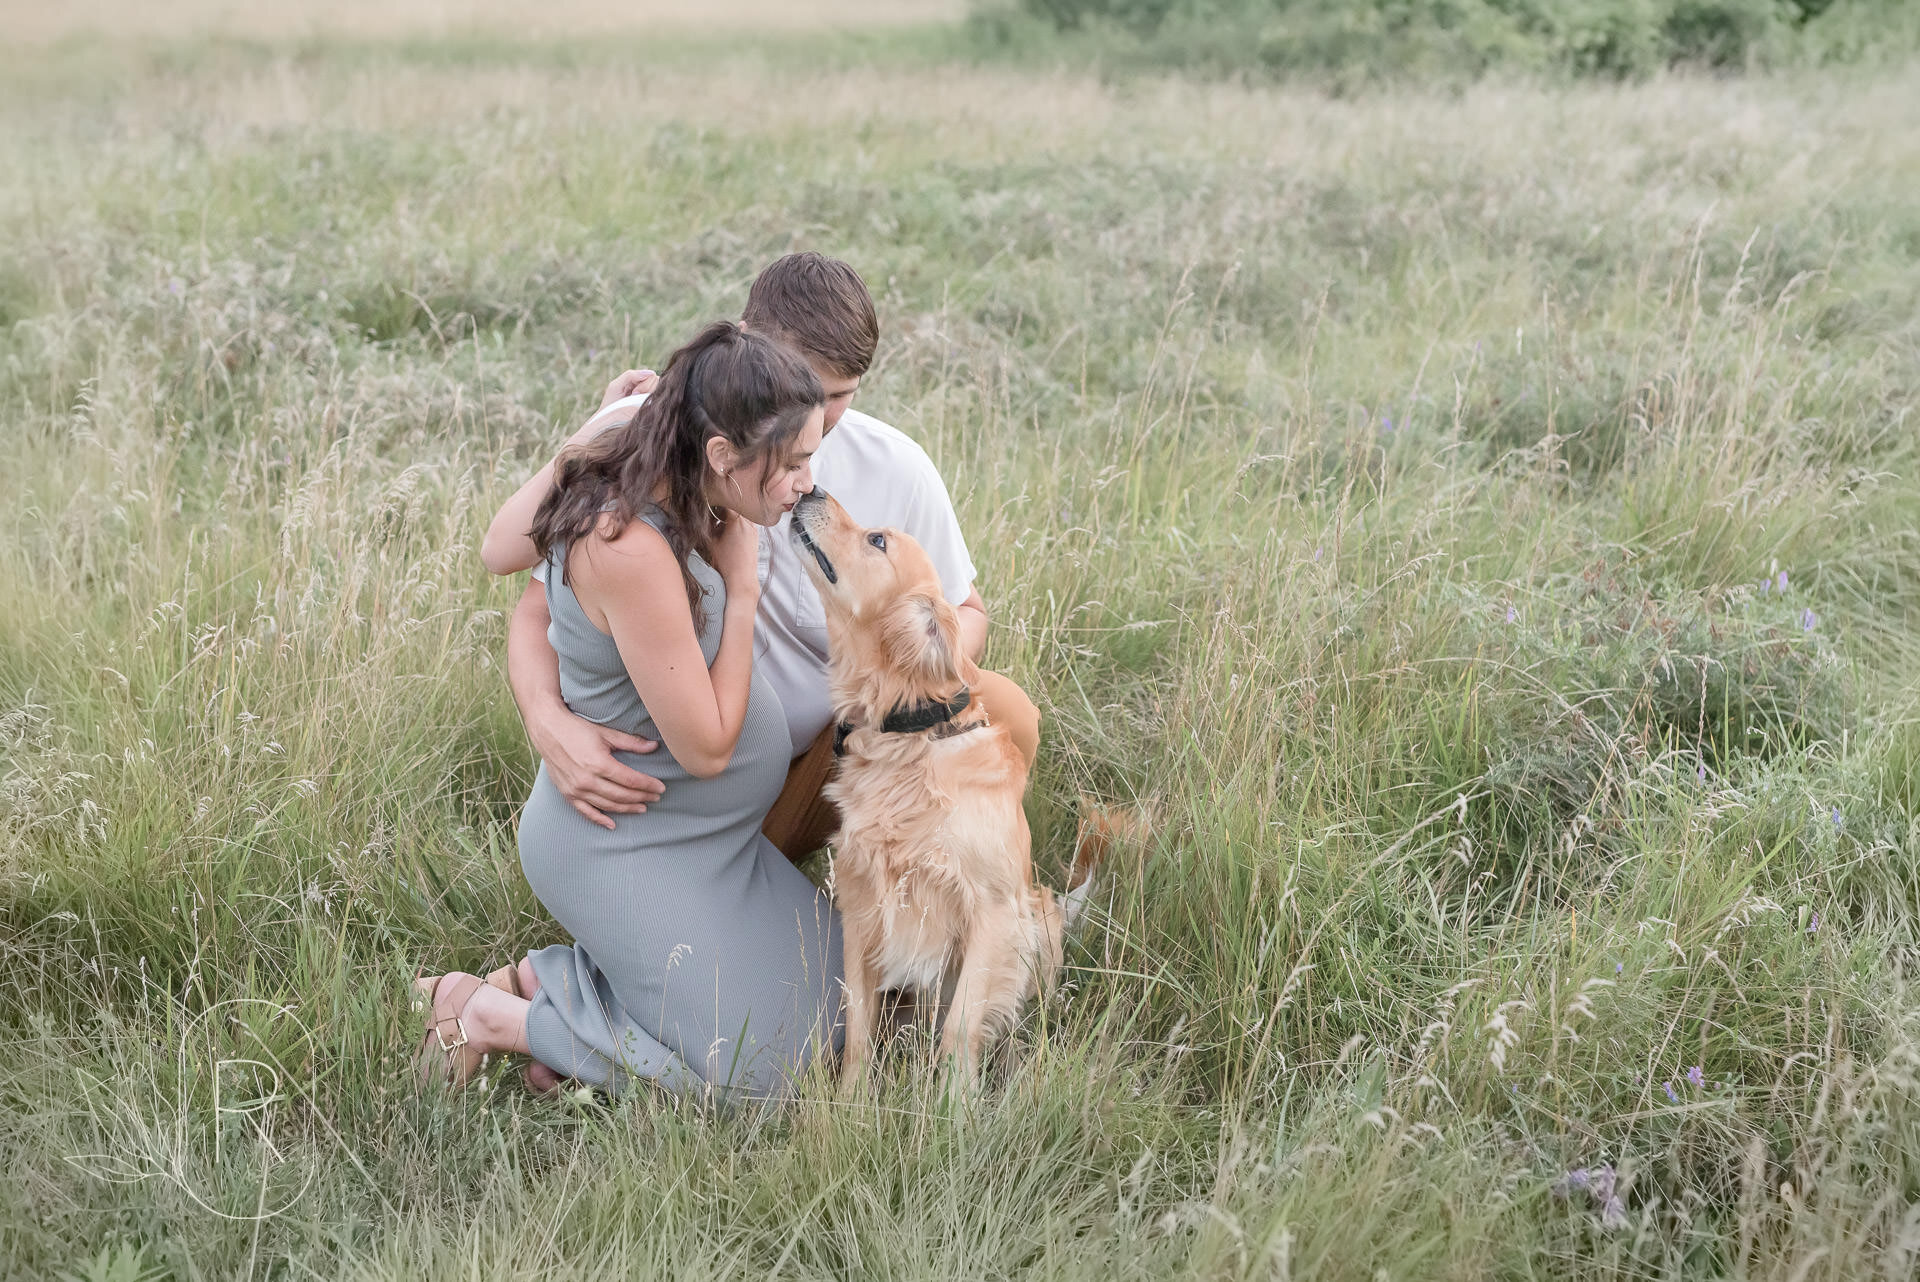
[644,479,732,535]
[699,471,738,513]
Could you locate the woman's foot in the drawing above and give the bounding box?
[524,1061,565,1096]
[480,960,564,1095]
[415,972,490,1087]
[414,972,534,1088]
[482,962,568,1095]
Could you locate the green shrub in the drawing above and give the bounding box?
[993,0,1913,80]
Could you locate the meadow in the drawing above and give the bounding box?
[2,4,1919,1277]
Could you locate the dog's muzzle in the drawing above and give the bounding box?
[789,489,837,585]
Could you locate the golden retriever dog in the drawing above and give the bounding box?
[789,489,1078,1089]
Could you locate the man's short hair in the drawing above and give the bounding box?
[742,252,879,379]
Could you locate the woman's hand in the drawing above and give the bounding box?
[712,510,762,598]
[599,368,658,411]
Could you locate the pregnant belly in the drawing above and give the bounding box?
[728,674,791,813]
[525,675,790,845]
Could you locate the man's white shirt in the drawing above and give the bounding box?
[533,400,975,756]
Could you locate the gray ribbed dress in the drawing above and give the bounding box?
[518,511,843,1099]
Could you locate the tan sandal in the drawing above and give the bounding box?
[484,963,525,999]
[415,972,489,1088]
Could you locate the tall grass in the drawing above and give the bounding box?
[3,28,1920,1279]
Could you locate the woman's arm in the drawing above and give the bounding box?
[573,520,761,780]
[480,370,656,575]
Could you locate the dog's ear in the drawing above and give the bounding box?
[881,593,962,686]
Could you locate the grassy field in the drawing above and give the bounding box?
[3,7,1920,1278]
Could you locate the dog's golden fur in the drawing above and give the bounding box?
[790,491,1065,1087]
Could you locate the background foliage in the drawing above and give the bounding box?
[984,0,1919,82]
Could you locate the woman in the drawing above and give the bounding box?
[415,321,842,1099]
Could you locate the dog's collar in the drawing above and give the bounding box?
[833,687,976,758]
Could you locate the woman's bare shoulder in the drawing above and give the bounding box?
[569,514,680,593]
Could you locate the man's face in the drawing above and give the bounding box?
[816,366,861,433]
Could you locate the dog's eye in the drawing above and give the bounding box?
[866,532,887,552]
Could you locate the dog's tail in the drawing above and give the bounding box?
[1060,796,1155,934]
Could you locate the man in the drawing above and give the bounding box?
[482,252,1039,859]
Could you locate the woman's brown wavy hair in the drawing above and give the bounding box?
[529,321,823,628]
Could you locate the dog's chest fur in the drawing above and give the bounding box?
[825,727,1029,993]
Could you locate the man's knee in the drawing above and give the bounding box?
[763,726,838,862]
[973,669,1040,770]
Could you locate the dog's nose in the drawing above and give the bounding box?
[795,488,831,514]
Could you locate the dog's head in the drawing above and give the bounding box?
[789,489,963,717]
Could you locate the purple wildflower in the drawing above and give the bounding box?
[1776,570,1789,594]
[1808,911,1820,934]
[1601,1196,1628,1230]
[1554,1163,1619,1210]
[1615,962,1623,974]
[1686,1065,1705,1089]
[1831,807,1843,829]
[1801,607,1817,631]
[1663,1081,1678,1103]
[1506,605,1517,624]
[1382,415,1394,433]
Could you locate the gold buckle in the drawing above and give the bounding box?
[433,1016,469,1052]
